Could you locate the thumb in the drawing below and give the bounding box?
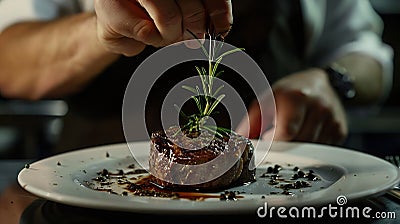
[235,101,262,139]
[236,91,276,139]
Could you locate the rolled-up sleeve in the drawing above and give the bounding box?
[306,0,394,102]
[0,0,81,32]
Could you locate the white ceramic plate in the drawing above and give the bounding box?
[18,141,400,214]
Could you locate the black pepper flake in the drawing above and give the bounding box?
[93,176,107,182]
[270,174,280,180]
[106,152,110,158]
[293,166,300,172]
[24,164,30,169]
[122,191,128,196]
[307,173,318,181]
[291,174,299,180]
[272,164,281,174]
[99,169,109,176]
[57,161,61,166]
[294,181,302,189]
[132,169,148,174]
[219,191,238,201]
[297,170,305,178]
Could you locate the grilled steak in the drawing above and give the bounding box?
[149,126,255,191]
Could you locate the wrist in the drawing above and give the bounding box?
[322,63,356,102]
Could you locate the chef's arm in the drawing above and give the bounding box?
[0,12,119,100]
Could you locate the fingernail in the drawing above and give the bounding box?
[183,32,205,49]
[184,39,201,49]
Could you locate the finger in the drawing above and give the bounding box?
[294,105,331,142]
[316,120,346,145]
[101,36,146,57]
[273,91,307,141]
[95,0,162,46]
[176,0,206,40]
[315,119,334,145]
[235,101,262,139]
[261,129,274,142]
[202,0,233,36]
[95,0,162,48]
[137,0,182,44]
[236,92,275,139]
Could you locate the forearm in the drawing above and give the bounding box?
[333,53,384,105]
[0,12,120,99]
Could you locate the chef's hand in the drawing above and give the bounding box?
[94,0,233,56]
[237,68,348,145]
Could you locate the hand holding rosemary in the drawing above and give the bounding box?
[176,36,244,138]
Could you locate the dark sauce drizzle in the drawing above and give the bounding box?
[90,163,320,200]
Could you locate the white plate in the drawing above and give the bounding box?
[18,141,400,214]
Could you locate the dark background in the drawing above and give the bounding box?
[0,0,399,160]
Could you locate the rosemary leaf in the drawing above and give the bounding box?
[174,104,189,120]
[215,70,224,78]
[213,85,225,97]
[215,48,244,62]
[191,96,202,112]
[207,94,226,116]
[182,85,198,94]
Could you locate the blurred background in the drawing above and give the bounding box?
[0,0,399,160]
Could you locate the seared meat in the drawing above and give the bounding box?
[149,126,255,191]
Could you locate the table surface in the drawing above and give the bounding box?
[0,159,399,224]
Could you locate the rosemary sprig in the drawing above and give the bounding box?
[177,32,244,137]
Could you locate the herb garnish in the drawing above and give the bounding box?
[176,32,244,138]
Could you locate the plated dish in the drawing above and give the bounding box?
[18,141,400,214]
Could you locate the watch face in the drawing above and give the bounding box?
[325,66,356,100]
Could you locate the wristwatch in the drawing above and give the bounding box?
[323,64,356,101]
